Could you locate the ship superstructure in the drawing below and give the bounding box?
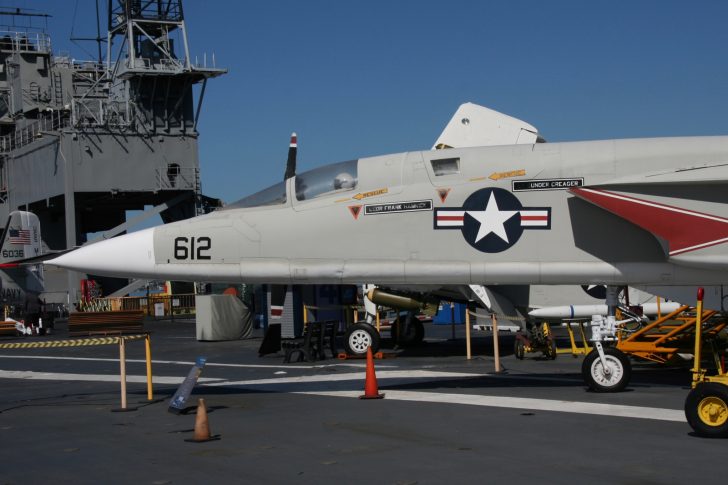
[0,1,225,302]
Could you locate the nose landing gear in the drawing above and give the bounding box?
[581,343,631,392]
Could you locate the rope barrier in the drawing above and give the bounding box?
[0,333,147,349]
[0,333,154,409]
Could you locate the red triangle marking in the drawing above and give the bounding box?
[437,188,451,203]
[348,205,362,220]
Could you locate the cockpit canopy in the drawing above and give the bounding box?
[224,159,358,209]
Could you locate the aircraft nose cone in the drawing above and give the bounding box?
[47,228,156,278]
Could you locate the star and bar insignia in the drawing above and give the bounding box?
[434,187,551,253]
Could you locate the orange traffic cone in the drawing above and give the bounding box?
[185,398,220,442]
[359,347,385,399]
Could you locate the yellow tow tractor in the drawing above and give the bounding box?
[514,321,557,360]
[685,287,728,437]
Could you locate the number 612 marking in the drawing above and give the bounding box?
[174,236,211,260]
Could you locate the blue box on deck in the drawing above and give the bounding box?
[433,302,465,324]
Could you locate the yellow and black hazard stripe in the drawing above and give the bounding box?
[0,334,147,349]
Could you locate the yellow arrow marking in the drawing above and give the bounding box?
[352,188,388,200]
[488,169,526,181]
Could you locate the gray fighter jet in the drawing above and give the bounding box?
[47,104,728,386]
[47,104,728,299]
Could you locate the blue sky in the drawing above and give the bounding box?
[6,0,728,204]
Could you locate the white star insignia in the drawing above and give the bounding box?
[467,192,518,243]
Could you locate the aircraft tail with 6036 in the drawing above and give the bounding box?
[0,211,42,267]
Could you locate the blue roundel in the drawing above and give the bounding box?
[460,188,524,253]
[433,187,551,253]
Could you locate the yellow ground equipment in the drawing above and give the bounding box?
[685,288,728,438]
[617,305,724,364]
[557,320,592,357]
[514,322,557,360]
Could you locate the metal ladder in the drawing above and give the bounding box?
[194,168,204,216]
[52,70,63,104]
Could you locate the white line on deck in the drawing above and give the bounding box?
[296,390,686,422]
[0,369,223,384]
[207,369,483,386]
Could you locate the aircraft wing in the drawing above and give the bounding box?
[570,185,728,270]
[589,161,728,186]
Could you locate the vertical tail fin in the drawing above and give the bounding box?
[0,211,42,265]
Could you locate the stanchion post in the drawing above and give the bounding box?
[375,307,380,333]
[145,334,153,401]
[451,302,456,340]
[465,302,472,360]
[492,313,501,372]
[112,336,138,412]
[119,337,127,409]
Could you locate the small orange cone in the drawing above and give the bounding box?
[359,347,385,399]
[185,398,220,442]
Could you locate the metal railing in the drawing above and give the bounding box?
[0,111,71,153]
[128,56,184,73]
[0,30,51,54]
[84,294,197,318]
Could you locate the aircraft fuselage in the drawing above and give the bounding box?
[49,136,728,288]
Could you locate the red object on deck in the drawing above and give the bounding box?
[359,347,384,400]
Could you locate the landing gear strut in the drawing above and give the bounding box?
[582,286,632,392]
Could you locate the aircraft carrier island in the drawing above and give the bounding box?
[0,1,225,305]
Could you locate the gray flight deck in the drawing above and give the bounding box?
[1,320,725,484]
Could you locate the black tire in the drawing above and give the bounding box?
[545,339,557,360]
[390,314,425,345]
[344,323,380,356]
[685,382,728,438]
[581,347,631,392]
[514,339,525,360]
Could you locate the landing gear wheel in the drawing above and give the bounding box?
[514,339,525,360]
[344,323,380,356]
[582,347,631,392]
[545,339,557,360]
[390,315,425,346]
[685,382,728,437]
